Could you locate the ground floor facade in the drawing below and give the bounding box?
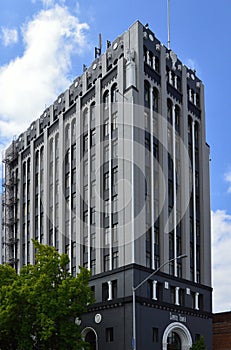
[80,264,212,349]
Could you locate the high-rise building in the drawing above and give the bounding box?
[1,21,212,349]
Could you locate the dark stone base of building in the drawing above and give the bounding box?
[80,265,212,349]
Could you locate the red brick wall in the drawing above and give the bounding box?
[213,312,231,349]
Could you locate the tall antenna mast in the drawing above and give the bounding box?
[95,33,102,58]
[167,0,171,49]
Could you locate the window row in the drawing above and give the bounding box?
[143,46,160,73]
[82,102,96,128]
[167,67,181,92]
[147,280,204,310]
[85,326,202,345]
[103,111,118,137]
[188,87,200,108]
[83,129,96,153]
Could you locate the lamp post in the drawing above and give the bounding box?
[132,254,187,350]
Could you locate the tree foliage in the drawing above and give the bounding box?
[0,241,94,350]
[190,336,206,350]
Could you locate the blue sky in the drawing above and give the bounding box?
[0,0,231,312]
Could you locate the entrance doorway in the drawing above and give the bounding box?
[162,322,192,350]
[167,331,181,349]
[82,327,98,350]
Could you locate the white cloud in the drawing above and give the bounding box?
[185,58,198,71]
[225,172,231,193]
[1,27,18,46]
[0,4,89,141]
[32,0,66,7]
[212,209,231,312]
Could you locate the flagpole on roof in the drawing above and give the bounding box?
[167,0,171,49]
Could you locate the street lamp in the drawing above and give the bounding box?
[132,254,187,350]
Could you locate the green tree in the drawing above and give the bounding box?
[0,241,94,350]
[191,336,206,350]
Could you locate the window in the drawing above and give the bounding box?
[104,119,109,137]
[154,56,160,72]
[148,50,153,66]
[198,294,203,310]
[72,241,76,259]
[153,88,159,112]
[179,288,185,306]
[175,105,180,133]
[112,280,117,299]
[176,76,181,91]
[167,99,173,124]
[102,282,109,301]
[83,185,88,204]
[105,228,110,246]
[144,81,150,108]
[91,154,96,172]
[71,120,76,142]
[104,255,110,272]
[153,328,159,343]
[104,144,109,163]
[65,150,70,173]
[65,244,70,256]
[146,251,151,268]
[104,172,109,191]
[71,168,76,188]
[83,108,88,127]
[91,260,96,275]
[90,129,96,147]
[90,207,95,225]
[90,102,95,122]
[112,195,118,213]
[71,193,76,211]
[112,112,118,131]
[112,139,118,158]
[49,229,53,245]
[91,180,96,199]
[104,200,109,219]
[111,84,117,103]
[144,111,150,130]
[196,93,200,108]
[112,252,118,269]
[112,224,118,243]
[72,266,76,277]
[188,87,193,102]
[170,286,176,304]
[91,233,96,250]
[35,216,39,239]
[90,285,95,298]
[103,91,109,110]
[83,210,88,224]
[83,159,88,177]
[143,46,147,63]
[168,180,174,208]
[167,69,173,85]
[83,134,88,153]
[106,328,114,342]
[112,167,118,188]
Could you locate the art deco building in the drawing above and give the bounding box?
[2,21,212,349]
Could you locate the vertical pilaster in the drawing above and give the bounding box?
[191,120,197,283]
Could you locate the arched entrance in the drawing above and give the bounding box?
[162,322,192,350]
[167,331,181,349]
[82,327,98,350]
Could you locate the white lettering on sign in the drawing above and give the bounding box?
[169,312,187,323]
